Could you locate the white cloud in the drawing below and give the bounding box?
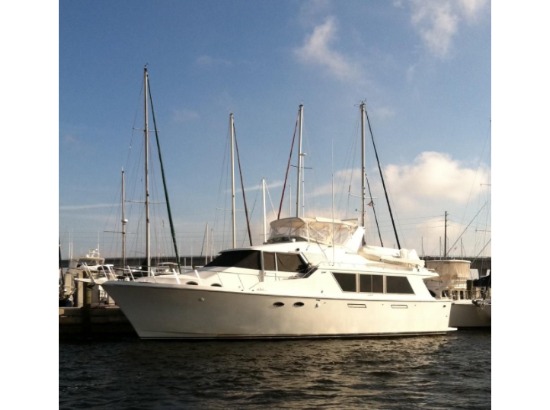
[248,180,284,193]
[457,0,488,20]
[195,151,490,255]
[229,180,284,195]
[410,1,458,58]
[306,151,489,217]
[358,152,489,254]
[409,0,488,58]
[383,151,490,209]
[294,17,359,82]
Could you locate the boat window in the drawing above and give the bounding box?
[204,250,262,270]
[333,272,357,292]
[263,252,276,270]
[334,273,411,294]
[359,274,384,293]
[386,276,414,294]
[262,252,307,273]
[276,253,306,273]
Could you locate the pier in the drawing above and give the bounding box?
[59,306,136,340]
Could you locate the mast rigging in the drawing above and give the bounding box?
[147,70,182,273]
[363,101,401,249]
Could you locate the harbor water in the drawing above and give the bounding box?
[59,330,491,409]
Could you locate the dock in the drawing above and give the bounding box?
[59,305,137,340]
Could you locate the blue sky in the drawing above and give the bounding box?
[56,0,492,260]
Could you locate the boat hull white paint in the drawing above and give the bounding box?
[449,300,491,328]
[103,281,455,339]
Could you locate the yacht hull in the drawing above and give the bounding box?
[103,281,455,339]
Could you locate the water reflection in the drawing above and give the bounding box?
[60,331,490,409]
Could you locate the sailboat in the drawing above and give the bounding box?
[102,104,454,340]
[117,66,182,278]
[60,67,183,308]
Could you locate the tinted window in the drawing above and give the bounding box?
[386,276,414,294]
[333,272,357,292]
[359,274,384,293]
[276,253,305,273]
[263,252,276,270]
[205,250,261,270]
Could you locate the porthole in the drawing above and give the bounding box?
[211,283,222,287]
[293,302,305,307]
[273,302,284,307]
[186,281,198,285]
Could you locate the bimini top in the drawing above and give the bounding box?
[267,216,362,248]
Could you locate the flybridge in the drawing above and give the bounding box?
[267,217,364,250]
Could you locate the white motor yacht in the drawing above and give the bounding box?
[103,217,455,339]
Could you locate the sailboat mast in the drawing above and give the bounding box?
[295,104,304,217]
[262,178,267,242]
[147,74,182,273]
[144,67,151,273]
[206,224,210,263]
[364,100,400,249]
[360,102,366,227]
[203,223,209,262]
[121,168,127,269]
[444,211,448,258]
[230,113,236,248]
